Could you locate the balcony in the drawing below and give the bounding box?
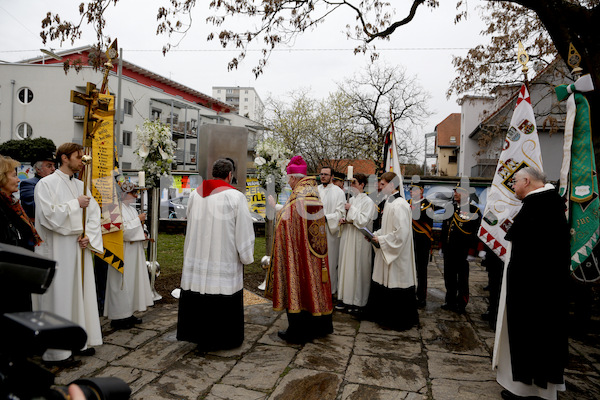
[471,158,498,178]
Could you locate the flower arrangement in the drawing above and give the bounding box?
[134,120,176,188]
[254,138,292,194]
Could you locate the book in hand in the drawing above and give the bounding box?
[359,227,380,248]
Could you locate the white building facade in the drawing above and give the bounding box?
[212,86,264,123]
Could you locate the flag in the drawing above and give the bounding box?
[555,74,599,282]
[91,92,125,273]
[382,110,404,197]
[478,85,543,260]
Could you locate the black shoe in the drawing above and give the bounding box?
[481,312,491,321]
[500,390,532,400]
[441,303,456,311]
[483,285,490,291]
[277,330,308,344]
[43,355,81,369]
[334,302,346,311]
[417,299,426,308]
[74,347,95,356]
[455,306,467,315]
[127,315,143,325]
[111,318,133,330]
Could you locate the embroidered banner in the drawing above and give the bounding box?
[478,85,544,261]
[91,93,124,273]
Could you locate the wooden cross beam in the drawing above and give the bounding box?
[70,82,112,147]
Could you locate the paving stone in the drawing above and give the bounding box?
[245,303,281,326]
[421,318,488,356]
[340,383,424,400]
[207,323,268,358]
[221,344,298,391]
[346,355,426,392]
[138,306,178,332]
[427,351,495,381]
[206,384,268,400]
[257,316,301,347]
[332,311,360,336]
[354,333,422,360]
[103,328,161,349]
[430,378,503,400]
[562,372,600,400]
[113,330,195,372]
[131,384,174,400]
[54,356,108,385]
[357,319,420,339]
[93,343,129,362]
[294,334,354,373]
[156,356,237,398]
[268,368,342,400]
[92,366,159,394]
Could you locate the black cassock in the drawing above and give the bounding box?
[505,188,570,388]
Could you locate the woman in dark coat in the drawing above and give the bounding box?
[0,155,42,314]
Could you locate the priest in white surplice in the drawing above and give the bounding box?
[337,173,376,312]
[177,159,255,351]
[368,171,419,331]
[317,166,346,295]
[104,182,154,329]
[33,143,103,363]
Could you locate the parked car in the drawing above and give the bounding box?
[160,196,189,219]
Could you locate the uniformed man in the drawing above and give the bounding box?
[409,183,434,308]
[440,184,481,314]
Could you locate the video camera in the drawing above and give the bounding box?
[0,243,131,399]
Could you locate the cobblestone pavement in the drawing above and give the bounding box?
[52,256,600,399]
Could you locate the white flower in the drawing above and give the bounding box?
[254,156,266,166]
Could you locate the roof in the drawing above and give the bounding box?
[435,113,461,147]
[468,57,563,139]
[20,46,235,113]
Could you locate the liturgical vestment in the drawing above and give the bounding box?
[266,177,333,316]
[33,170,104,361]
[338,192,376,307]
[317,183,345,294]
[104,202,154,320]
[177,180,255,351]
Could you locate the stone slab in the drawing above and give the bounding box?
[113,330,195,373]
[294,334,354,373]
[103,327,162,349]
[156,356,237,398]
[354,333,422,360]
[245,303,281,326]
[92,366,159,394]
[221,344,298,391]
[346,355,426,392]
[421,318,488,356]
[207,323,268,358]
[206,384,268,400]
[340,383,427,400]
[357,319,420,339]
[431,378,503,400]
[427,351,495,381]
[268,368,342,400]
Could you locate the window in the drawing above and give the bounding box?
[122,162,131,169]
[190,143,196,153]
[123,130,132,147]
[449,155,457,163]
[151,108,162,121]
[244,98,248,102]
[245,90,248,94]
[449,136,457,144]
[18,88,34,104]
[217,89,221,93]
[226,89,233,94]
[124,99,133,116]
[16,122,33,139]
[244,106,248,110]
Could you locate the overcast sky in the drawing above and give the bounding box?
[0,0,488,145]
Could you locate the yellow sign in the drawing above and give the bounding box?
[246,178,266,216]
[91,93,124,273]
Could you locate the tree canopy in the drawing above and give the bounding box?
[0,138,56,164]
